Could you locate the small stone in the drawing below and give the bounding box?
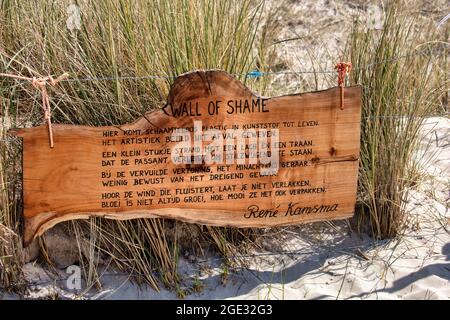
[42,224,80,269]
[21,238,40,263]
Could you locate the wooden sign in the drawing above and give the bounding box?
[10,70,361,245]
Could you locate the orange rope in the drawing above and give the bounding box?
[0,72,69,148]
[334,62,352,110]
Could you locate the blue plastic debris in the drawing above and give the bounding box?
[246,70,264,78]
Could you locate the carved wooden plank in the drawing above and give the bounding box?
[10,70,362,245]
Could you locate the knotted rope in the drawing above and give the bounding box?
[0,72,69,148]
[334,62,352,110]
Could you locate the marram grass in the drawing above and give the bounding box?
[348,3,448,238]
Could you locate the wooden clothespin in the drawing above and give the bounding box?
[334,62,352,110]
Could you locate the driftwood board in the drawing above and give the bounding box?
[10,70,361,245]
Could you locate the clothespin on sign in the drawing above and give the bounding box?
[334,62,352,110]
[30,73,69,148]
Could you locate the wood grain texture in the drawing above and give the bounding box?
[10,70,362,246]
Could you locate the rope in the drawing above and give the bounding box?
[0,72,69,148]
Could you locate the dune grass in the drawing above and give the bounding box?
[348,3,448,238]
[0,118,24,292]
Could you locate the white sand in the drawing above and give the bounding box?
[2,117,448,300]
